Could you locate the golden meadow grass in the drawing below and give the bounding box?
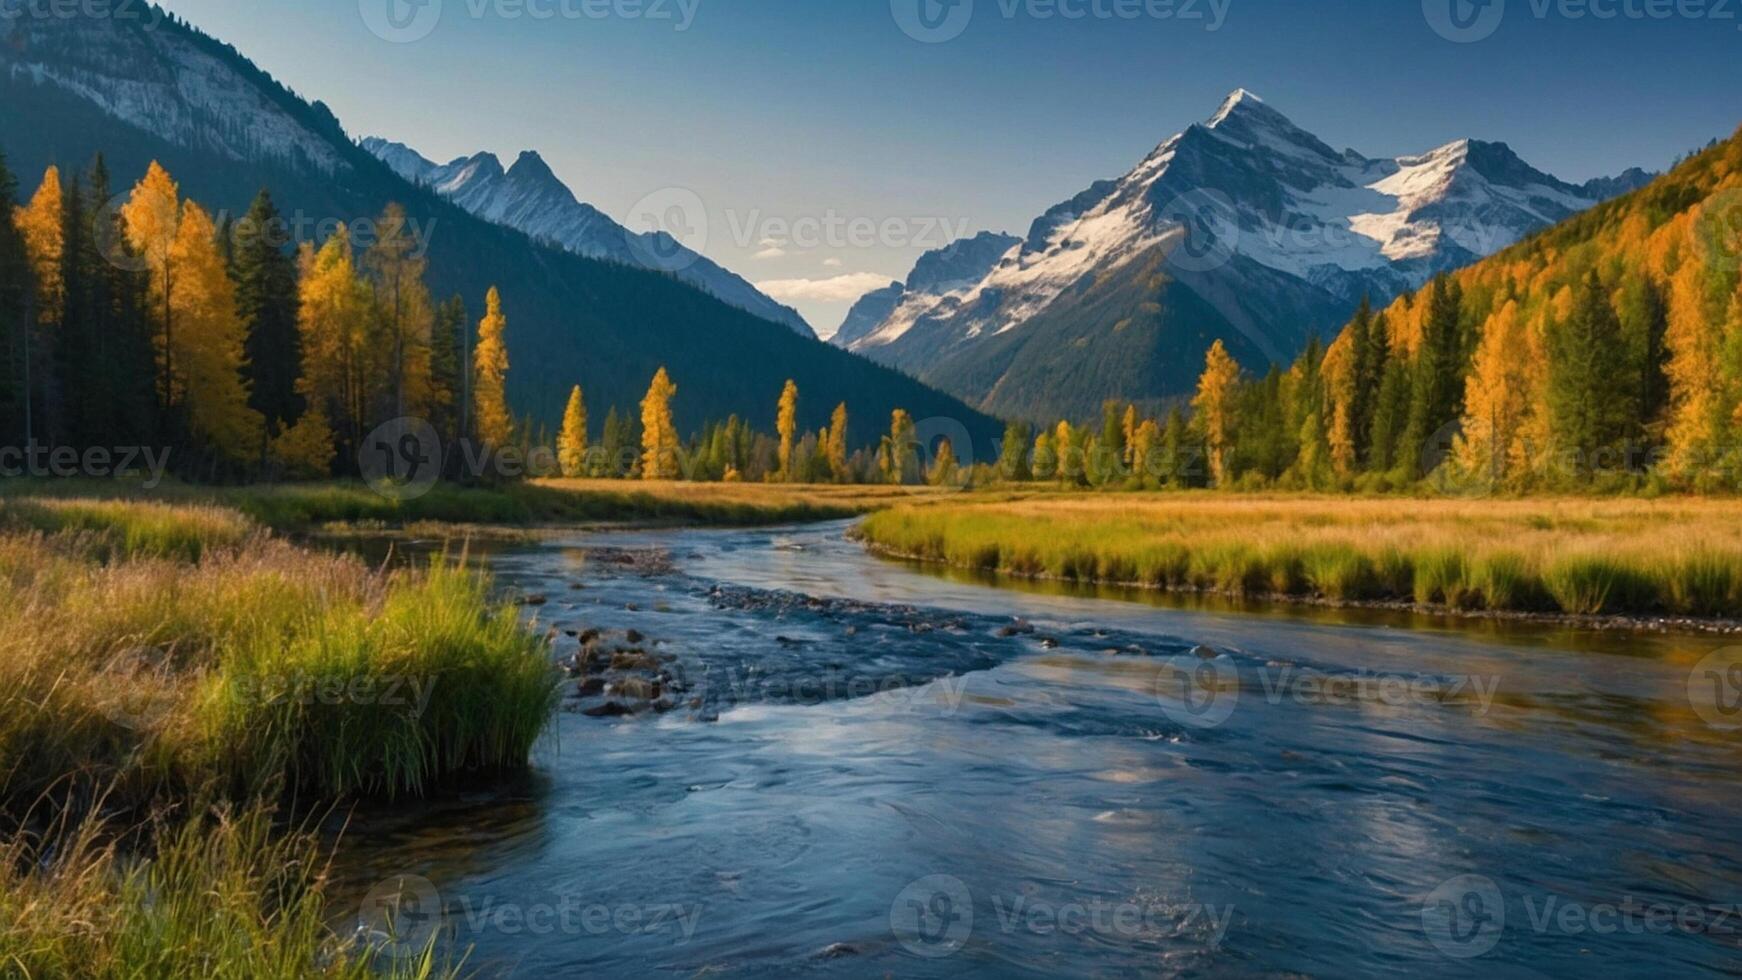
[0,497,561,977]
[0,802,456,979]
[857,494,1742,618]
[0,476,947,531]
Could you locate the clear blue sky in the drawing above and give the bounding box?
[160,0,1741,335]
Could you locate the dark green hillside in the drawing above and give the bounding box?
[0,10,1000,449]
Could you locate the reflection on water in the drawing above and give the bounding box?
[328,521,1742,978]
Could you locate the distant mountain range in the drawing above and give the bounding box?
[0,6,995,444]
[834,89,1654,421]
[362,138,813,336]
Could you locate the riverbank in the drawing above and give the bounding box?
[0,478,958,533]
[0,496,560,976]
[855,494,1742,626]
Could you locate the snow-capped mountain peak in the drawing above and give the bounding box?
[362,137,813,336]
[1206,87,1263,126]
[834,89,1651,420]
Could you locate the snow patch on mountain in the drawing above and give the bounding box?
[364,138,813,336]
[840,89,1649,365]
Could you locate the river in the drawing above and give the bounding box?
[330,520,1742,978]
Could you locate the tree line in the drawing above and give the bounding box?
[0,148,956,488]
[0,150,519,482]
[982,271,1675,494]
[995,130,1742,496]
[553,371,969,486]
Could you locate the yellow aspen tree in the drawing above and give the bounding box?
[1456,301,1529,486]
[1320,336,1358,476]
[776,379,798,481]
[121,162,183,409]
[1663,255,1726,483]
[1509,306,1555,483]
[17,167,63,327]
[295,228,374,451]
[883,409,917,484]
[1054,419,1076,484]
[14,167,63,442]
[557,385,588,478]
[827,402,849,481]
[1031,430,1058,481]
[640,366,680,479]
[364,203,435,417]
[1192,339,1241,487]
[1121,404,1138,467]
[270,407,336,478]
[1132,419,1161,485]
[928,437,958,486]
[473,286,513,449]
[169,202,264,462]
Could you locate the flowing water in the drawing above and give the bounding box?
[330,521,1742,978]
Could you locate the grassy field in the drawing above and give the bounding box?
[0,477,957,532]
[0,496,560,977]
[857,494,1742,620]
[526,478,952,524]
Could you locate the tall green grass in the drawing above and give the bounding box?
[0,801,457,979]
[858,497,1742,619]
[0,497,254,561]
[0,497,561,975]
[0,541,561,809]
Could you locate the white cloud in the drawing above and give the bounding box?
[822,258,843,268]
[758,237,785,247]
[753,246,788,259]
[755,272,899,303]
